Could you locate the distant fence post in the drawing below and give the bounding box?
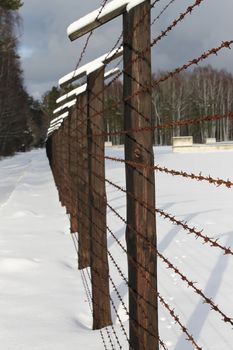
[87,66,112,329]
[123,1,159,349]
[69,108,78,233]
[63,117,70,213]
[59,123,66,207]
[76,94,91,269]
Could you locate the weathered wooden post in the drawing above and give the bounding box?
[69,107,79,234]
[65,0,159,342]
[86,66,112,329]
[76,93,91,269]
[57,50,123,329]
[123,1,159,349]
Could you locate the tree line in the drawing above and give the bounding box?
[102,65,233,145]
[45,65,233,146]
[0,0,48,157]
[1,0,232,156]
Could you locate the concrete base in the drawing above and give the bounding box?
[172,136,193,147]
[206,138,216,144]
[173,142,233,153]
[105,141,113,147]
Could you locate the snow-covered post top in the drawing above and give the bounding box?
[50,112,69,127]
[59,47,123,87]
[67,0,148,41]
[53,67,120,116]
[53,99,77,115]
[57,67,120,104]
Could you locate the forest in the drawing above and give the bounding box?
[104,66,233,145]
[0,0,48,157]
[0,0,233,156]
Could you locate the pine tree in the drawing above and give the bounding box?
[0,0,23,11]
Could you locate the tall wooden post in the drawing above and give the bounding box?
[123,1,159,349]
[87,67,112,329]
[76,94,91,269]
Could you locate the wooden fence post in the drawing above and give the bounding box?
[59,123,66,207]
[87,67,112,329]
[63,117,70,212]
[76,94,91,269]
[69,108,78,233]
[123,1,159,349]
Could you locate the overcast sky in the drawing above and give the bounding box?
[19,0,233,99]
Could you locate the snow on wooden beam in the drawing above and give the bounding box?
[59,47,123,87]
[47,126,60,136]
[67,0,148,41]
[56,85,87,105]
[53,99,76,115]
[57,67,120,104]
[48,123,59,133]
[50,112,69,126]
[67,0,128,41]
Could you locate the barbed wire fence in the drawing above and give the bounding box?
[46,0,233,349]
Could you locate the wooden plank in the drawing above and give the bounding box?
[123,1,159,349]
[87,67,112,329]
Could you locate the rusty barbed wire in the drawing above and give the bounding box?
[105,176,233,256]
[107,224,202,350]
[68,0,110,88]
[157,252,233,326]
[104,154,233,189]
[80,269,109,350]
[80,111,233,140]
[58,0,163,109]
[109,293,129,344]
[69,173,172,350]
[71,163,230,343]
[108,249,168,350]
[75,190,161,350]
[60,0,202,130]
[48,123,232,348]
[66,145,233,258]
[69,38,233,143]
[150,40,233,89]
[67,175,159,349]
[157,293,202,350]
[69,213,120,349]
[151,0,203,47]
[79,241,122,350]
[151,0,176,25]
[107,195,233,328]
[85,269,122,350]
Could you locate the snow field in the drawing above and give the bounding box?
[0,147,233,349]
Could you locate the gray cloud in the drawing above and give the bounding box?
[19,0,233,98]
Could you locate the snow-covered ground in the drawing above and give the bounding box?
[0,147,233,349]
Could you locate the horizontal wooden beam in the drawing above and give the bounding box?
[67,0,128,41]
[59,47,123,87]
[53,99,77,115]
[50,111,69,126]
[57,67,120,104]
[67,0,148,41]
